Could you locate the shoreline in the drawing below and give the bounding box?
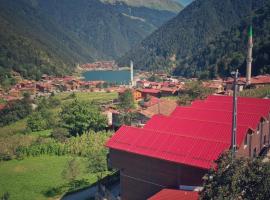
[77,67,130,73]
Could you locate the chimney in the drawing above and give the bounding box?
[246,26,253,85]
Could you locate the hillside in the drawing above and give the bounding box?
[117,0,266,72]
[174,1,270,78]
[101,0,183,12]
[0,0,180,85]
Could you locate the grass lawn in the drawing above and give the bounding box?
[56,91,118,103]
[0,156,98,200]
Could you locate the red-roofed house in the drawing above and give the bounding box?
[106,96,270,200]
[138,88,161,98]
[148,189,199,200]
[225,75,270,91]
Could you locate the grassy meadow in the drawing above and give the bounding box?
[0,156,98,200]
[0,91,118,199]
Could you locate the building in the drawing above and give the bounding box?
[225,75,270,91]
[148,189,198,200]
[139,98,178,119]
[106,95,270,200]
[138,88,161,98]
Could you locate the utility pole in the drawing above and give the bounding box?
[231,70,239,158]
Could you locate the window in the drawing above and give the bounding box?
[253,148,257,157]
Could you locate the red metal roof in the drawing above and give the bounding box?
[207,95,270,106]
[144,115,251,146]
[106,95,270,169]
[191,100,270,117]
[171,106,262,130]
[106,126,229,169]
[148,189,199,200]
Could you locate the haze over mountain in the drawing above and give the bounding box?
[0,0,181,82]
[173,0,193,7]
[118,0,267,76]
[101,0,183,12]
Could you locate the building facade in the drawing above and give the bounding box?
[106,95,270,200]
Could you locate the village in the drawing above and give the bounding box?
[1,66,270,129]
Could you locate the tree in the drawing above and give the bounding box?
[88,151,108,191]
[59,100,107,135]
[27,112,47,131]
[62,158,81,188]
[118,89,135,111]
[178,81,214,105]
[0,192,10,200]
[27,109,55,132]
[51,127,69,142]
[200,152,270,200]
[0,96,32,126]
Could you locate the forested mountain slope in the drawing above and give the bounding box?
[101,0,183,12]
[174,0,270,78]
[0,0,180,84]
[118,0,266,73]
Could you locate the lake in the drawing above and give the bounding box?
[82,70,131,84]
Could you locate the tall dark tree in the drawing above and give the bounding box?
[200,152,270,200]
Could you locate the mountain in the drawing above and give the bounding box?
[173,0,194,7]
[117,0,266,73]
[174,1,270,78]
[101,0,183,12]
[0,0,181,83]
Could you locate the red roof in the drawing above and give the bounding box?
[171,106,262,130]
[225,75,270,85]
[191,100,270,117]
[139,88,160,94]
[148,189,199,200]
[0,104,5,110]
[144,115,251,146]
[207,95,270,106]
[106,126,228,169]
[106,96,270,169]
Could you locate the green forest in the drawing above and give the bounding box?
[118,0,269,78]
[174,1,270,78]
[0,0,180,87]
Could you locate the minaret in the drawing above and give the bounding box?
[246,26,253,85]
[130,60,134,87]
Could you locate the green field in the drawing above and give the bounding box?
[0,156,98,200]
[56,91,118,103]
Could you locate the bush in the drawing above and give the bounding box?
[27,109,55,132]
[51,128,69,142]
[0,97,32,127]
[15,131,112,159]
